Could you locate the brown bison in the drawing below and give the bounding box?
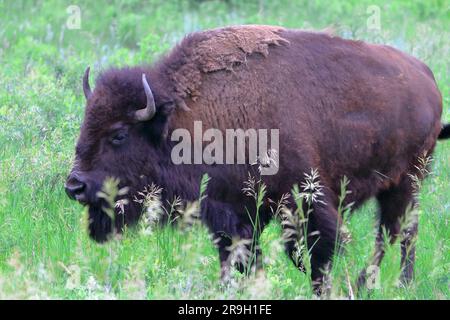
[65,25,449,293]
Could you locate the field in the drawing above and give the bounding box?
[0,0,448,299]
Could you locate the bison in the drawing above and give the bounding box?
[65,25,449,294]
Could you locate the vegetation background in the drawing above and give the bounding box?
[0,0,448,299]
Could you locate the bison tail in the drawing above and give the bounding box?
[438,124,450,140]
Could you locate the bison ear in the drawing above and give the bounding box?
[158,101,176,117]
[142,101,175,143]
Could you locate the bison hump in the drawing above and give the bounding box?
[168,25,289,105]
[195,25,290,72]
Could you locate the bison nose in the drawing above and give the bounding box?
[65,174,86,201]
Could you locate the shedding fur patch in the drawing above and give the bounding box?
[194,25,289,72]
[168,25,289,105]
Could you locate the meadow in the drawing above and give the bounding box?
[0,0,448,299]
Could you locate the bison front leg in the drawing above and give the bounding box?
[215,225,264,283]
[284,238,306,273]
[215,235,233,283]
[307,202,342,296]
[204,201,264,283]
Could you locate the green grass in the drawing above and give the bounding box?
[0,0,449,299]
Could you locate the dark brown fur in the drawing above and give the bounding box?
[65,25,447,294]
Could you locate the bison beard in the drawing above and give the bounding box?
[66,25,448,295]
[88,205,113,243]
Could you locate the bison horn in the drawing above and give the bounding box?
[135,73,156,121]
[83,67,92,100]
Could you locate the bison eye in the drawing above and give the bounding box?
[111,131,128,146]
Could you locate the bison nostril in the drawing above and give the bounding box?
[65,176,86,200]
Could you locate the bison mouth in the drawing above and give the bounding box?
[66,176,141,242]
[66,172,139,242]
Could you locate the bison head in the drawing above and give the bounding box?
[65,67,175,242]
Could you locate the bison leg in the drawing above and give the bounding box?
[216,228,263,282]
[307,201,342,295]
[204,200,266,283]
[357,177,417,291]
[281,209,307,273]
[215,235,233,283]
[400,200,418,284]
[284,238,306,273]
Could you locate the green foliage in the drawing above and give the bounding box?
[0,0,448,299]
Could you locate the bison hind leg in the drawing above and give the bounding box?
[307,201,343,296]
[400,209,418,284]
[357,175,418,292]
